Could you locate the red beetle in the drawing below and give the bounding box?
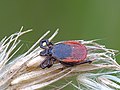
[40,39,92,69]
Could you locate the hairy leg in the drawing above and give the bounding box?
[76,60,92,65]
[60,60,92,67]
[47,58,56,68]
[40,57,56,69]
[40,57,51,69]
[40,49,49,56]
[40,39,53,49]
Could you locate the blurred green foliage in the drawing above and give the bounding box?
[0,0,120,89]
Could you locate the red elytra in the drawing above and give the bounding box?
[62,41,87,63]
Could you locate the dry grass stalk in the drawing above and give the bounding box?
[0,27,119,90]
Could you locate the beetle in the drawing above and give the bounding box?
[39,39,92,69]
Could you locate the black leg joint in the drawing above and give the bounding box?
[40,39,50,49]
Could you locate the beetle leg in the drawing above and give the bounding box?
[40,57,50,69]
[59,61,74,67]
[48,42,53,46]
[40,47,53,57]
[47,59,53,68]
[40,39,49,49]
[40,39,53,49]
[60,60,92,67]
[76,60,92,65]
[47,58,56,68]
[40,57,55,69]
[40,49,49,56]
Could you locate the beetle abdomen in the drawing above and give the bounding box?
[63,41,87,62]
[52,41,87,63]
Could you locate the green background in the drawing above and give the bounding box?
[0,0,120,89]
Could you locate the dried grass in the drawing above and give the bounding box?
[0,27,119,90]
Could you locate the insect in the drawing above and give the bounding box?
[39,39,92,69]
